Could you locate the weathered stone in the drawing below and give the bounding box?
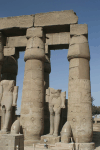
[20,27,45,145]
[41,135,61,144]
[0,134,24,150]
[34,10,78,27]
[70,35,88,45]
[11,120,20,134]
[53,142,75,150]
[26,27,43,38]
[70,24,88,35]
[67,43,90,61]
[0,15,34,30]
[61,121,71,143]
[75,143,95,150]
[69,58,90,80]
[7,36,27,47]
[4,47,15,56]
[0,10,94,148]
[46,32,70,45]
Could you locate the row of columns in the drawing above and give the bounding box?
[0,25,93,145]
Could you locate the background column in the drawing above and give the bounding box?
[20,27,45,145]
[44,52,51,135]
[67,24,93,143]
[0,32,5,130]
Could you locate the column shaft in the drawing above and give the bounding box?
[20,27,45,145]
[67,24,92,143]
[44,53,51,134]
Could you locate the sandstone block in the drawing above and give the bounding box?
[69,58,90,80]
[4,47,15,56]
[0,134,24,150]
[70,35,88,45]
[40,135,61,144]
[7,36,27,47]
[26,37,44,49]
[46,32,70,45]
[26,27,43,38]
[55,142,74,149]
[24,48,45,61]
[34,10,78,27]
[70,24,88,35]
[75,143,95,150]
[67,43,90,61]
[0,15,34,30]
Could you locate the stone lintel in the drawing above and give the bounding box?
[26,27,43,38]
[46,32,70,45]
[0,15,34,30]
[7,36,27,47]
[70,24,88,36]
[34,10,78,27]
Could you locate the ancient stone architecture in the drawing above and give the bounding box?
[0,10,98,150]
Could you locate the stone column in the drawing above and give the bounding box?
[67,24,93,143]
[20,27,45,145]
[0,32,5,130]
[44,52,51,135]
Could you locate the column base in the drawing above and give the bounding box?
[0,134,24,150]
[75,142,95,150]
[40,135,61,144]
[24,140,40,146]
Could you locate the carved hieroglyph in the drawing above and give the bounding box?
[20,27,45,145]
[46,87,66,136]
[0,80,18,133]
[67,24,93,143]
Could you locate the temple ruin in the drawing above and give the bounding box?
[0,10,98,150]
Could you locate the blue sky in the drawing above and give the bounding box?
[0,0,100,111]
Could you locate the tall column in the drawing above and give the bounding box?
[20,27,45,145]
[67,24,93,143]
[0,32,5,130]
[44,52,51,135]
